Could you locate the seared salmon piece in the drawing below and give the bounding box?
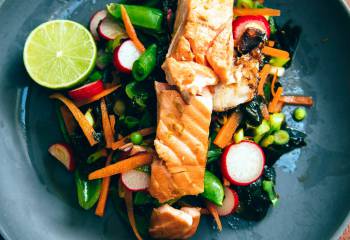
[149,82,212,203]
[213,54,260,111]
[162,0,235,94]
[149,204,201,239]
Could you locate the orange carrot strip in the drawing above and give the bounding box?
[60,105,77,135]
[88,153,153,180]
[267,40,275,47]
[261,104,270,120]
[233,8,281,16]
[120,5,145,53]
[280,96,314,106]
[206,201,222,231]
[257,64,271,96]
[111,127,155,150]
[75,85,120,107]
[262,46,290,59]
[125,188,143,240]
[214,112,242,149]
[109,115,116,136]
[275,101,284,113]
[50,93,97,146]
[271,69,278,97]
[95,152,113,217]
[101,99,114,148]
[268,87,283,113]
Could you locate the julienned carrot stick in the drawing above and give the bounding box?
[75,85,120,107]
[275,101,284,113]
[101,99,114,148]
[50,93,97,146]
[214,112,242,148]
[262,46,290,59]
[111,127,155,150]
[95,152,113,217]
[206,201,222,231]
[261,103,270,120]
[109,115,116,136]
[268,87,283,113]
[257,64,271,97]
[271,69,278,97]
[88,153,153,180]
[233,8,281,16]
[280,96,314,106]
[125,188,143,240]
[120,5,145,53]
[60,105,77,135]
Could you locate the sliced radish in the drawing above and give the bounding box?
[221,141,265,186]
[68,80,104,101]
[121,169,150,191]
[48,143,75,171]
[216,187,240,216]
[113,40,142,73]
[232,15,270,41]
[90,10,107,41]
[98,17,125,41]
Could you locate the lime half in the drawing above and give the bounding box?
[23,20,97,89]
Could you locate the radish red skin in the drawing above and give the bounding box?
[217,187,240,216]
[232,15,271,40]
[68,80,104,101]
[221,140,265,186]
[121,169,150,192]
[48,143,75,171]
[90,10,107,41]
[113,45,131,73]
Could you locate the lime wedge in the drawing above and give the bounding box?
[23,20,97,89]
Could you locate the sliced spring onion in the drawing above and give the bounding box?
[273,130,290,145]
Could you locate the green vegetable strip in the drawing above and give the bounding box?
[132,44,157,82]
[75,170,102,210]
[55,103,71,144]
[107,4,163,32]
[201,170,224,206]
[262,180,279,206]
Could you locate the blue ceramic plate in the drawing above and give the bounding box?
[0,0,349,239]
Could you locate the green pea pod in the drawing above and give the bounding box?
[132,44,157,82]
[201,170,224,206]
[107,4,163,32]
[75,170,101,210]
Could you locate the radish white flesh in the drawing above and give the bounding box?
[113,40,142,73]
[48,143,75,171]
[216,187,239,216]
[90,10,107,41]
[121,169,150,191]
[221,141,265,186]
[98,17,125,41]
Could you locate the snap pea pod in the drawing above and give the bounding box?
[107,4,163,32]
[201,170,224,206]
[132,44,157,82]
[75,170,101,210]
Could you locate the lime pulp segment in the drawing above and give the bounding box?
[23,20,97,89]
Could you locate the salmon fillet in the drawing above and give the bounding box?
[162,0,235,95]
[149,82,212,203]
[149,204,201,239]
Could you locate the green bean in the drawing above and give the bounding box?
[269,113,285,131]
[87,149,107,164]
[273,130,290,145]
[234,128,245,143]
[55,103,71,143]
[260,135,275,148]
[293,107,307,121]
[201,170,224,206]
[107,4,163,32]
[132,44,157,82]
